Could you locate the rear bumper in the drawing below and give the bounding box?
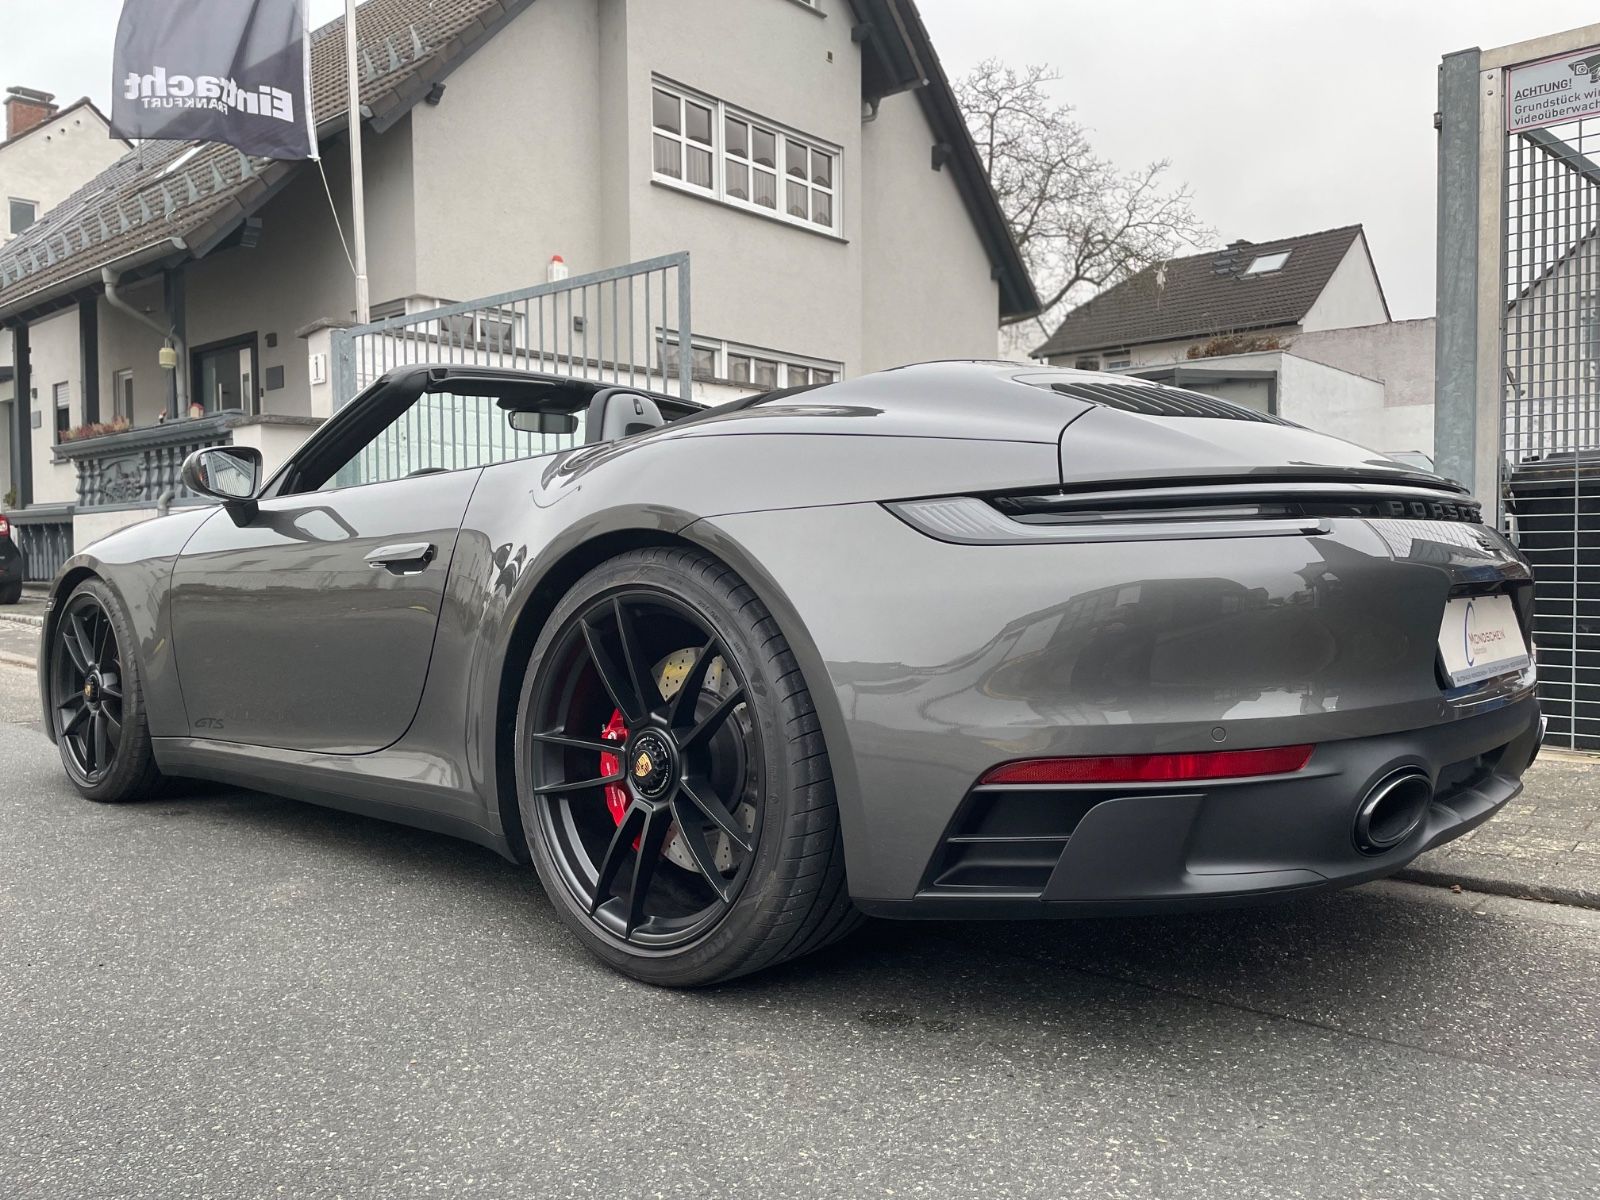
[856,695,1542,919]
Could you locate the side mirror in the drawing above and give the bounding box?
[181,445,262,524]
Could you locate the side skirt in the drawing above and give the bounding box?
[151,736,520,862]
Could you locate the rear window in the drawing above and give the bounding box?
[1046,380,1296,426]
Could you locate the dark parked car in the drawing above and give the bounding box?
[37,363,1542,985]
[0,512,23,605]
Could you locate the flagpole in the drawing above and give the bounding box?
[343,0,370,323]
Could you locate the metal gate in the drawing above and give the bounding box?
[1439,26,1600,748]
[330,252,693,411]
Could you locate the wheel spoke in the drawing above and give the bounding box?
[679,774,754,853]
[58,698,89,736]
[670,803,732,904]
[90,710,109,773]
[581,618,646,725]
[98,672,122,701]
[533,770,624,796]
[61,612,92,674]
[680,688,746,752]
[528,730,614,755]
[612,598,667,718]
[668,639,720,731]
[92,612,111,665]
[589,804,640,914]
[623,805,672,937]
[103,707,122,748]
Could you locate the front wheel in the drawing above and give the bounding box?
[48,579,163,802]
[515,547,860,986]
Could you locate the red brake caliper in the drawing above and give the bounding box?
[599,709,630,827]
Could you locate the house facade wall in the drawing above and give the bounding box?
[860,88,999,370]
[26,305,81,505]
[0,106,125,247]
[1299,236,1389,332]
[1048,326,1303,371]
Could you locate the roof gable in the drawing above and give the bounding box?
[1034,225,1370,359]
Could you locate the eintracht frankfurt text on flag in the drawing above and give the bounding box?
[111,0,316,160]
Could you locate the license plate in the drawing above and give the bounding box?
[1437,594,1531,687]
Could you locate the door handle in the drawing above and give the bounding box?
[365,542,436,574]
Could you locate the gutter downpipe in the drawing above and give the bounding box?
[102,266,188,415]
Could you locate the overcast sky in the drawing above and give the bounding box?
[3,0,1597,318]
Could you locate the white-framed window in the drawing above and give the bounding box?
[52,381,70,442]
[8,197,37,235]
[112,368,134,421]
[1105,354,1132,370]
[661,332,840,389]
[651,79,840,234]
[1243,250,1290,276]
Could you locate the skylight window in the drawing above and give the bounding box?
[1242,250,1290,275]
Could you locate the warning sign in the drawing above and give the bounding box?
[1508,46,1600,133]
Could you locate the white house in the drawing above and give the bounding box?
[0,0,1037,574]
[1033,225,1435,458]
[0,88,128,510]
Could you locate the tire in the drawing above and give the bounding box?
[0,580,20,605]
[47,578,163,803]
[515,546,861,986]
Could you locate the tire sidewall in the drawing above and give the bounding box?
[515,551,806,985]
[52,578,156,802]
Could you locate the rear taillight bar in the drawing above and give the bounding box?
[979,745,1315,785]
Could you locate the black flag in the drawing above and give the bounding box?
[111,0,316,160]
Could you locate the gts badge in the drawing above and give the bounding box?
[194,717,226,730]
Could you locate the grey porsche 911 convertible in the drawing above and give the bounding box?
[38,361,1542,985]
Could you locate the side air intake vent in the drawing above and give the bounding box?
[1050,380,1295,425]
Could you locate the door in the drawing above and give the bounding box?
[168,368,589,753]
[191,335,258,414]
[170,469,477,752]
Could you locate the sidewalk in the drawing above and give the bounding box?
[0,597,1595,905]
[1402,750,1600,908]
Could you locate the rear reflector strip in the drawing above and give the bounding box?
[979,745,1315,785]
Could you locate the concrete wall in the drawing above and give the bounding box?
[410,0,603,294]
[97,276,172,429]
[27,306,80,505]
[1294,316,1436,411]
[1300,235,1389,333]
[0,106,126,247]
[619,0,863,370]
[182,140,383,419]
[860,88,999,371]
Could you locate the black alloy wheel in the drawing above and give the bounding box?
[49,579,162,802]
[516,547,860,986]
[527,590,764,949]
[52,591,126,782]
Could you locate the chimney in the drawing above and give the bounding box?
[5,87,58,141]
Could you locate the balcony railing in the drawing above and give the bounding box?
[52,413,319,510]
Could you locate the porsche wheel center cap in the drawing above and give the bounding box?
[82,674,101,707]
[627,731,675,800]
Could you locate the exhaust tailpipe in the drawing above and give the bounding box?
[1353,769,1432,855]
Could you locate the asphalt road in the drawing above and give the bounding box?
[1,666,1598,1199]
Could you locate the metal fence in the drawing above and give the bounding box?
[330,252,693,410]
[1502,112,1600,747]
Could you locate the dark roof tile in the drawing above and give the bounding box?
[1034,225,1373,359]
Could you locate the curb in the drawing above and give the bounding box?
[0,613,44,628]
[1396,864,1600,911]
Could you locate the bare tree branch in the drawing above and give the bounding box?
[955,59,1213,357]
